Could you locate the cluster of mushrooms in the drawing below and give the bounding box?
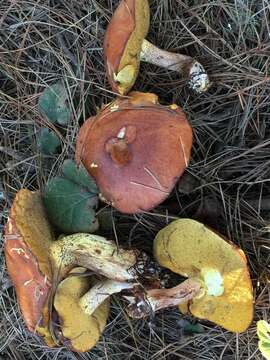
[4,0,254,354]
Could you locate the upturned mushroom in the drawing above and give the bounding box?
[125,219,253,333]
[4,189,158,349]
[75,91,192,214]
[104,0,210,95]
[4,189,55,346]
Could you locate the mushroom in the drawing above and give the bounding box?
[125,219,253,333]
[4,189,158,348]
[75,91,192,214]
[104,0,210,95]
[53,267,110,352]
[4,189,55,346]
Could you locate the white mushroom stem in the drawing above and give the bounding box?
[140,39,210,93]
[79,279,135,316]
[124,278,203,318]
[50,233,155,282]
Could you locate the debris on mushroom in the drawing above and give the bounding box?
[75,91,192,214]
[4,189,55,346]
[53,267,110,352]
[104,0,210,94]
[148,219,253,333]
[125,278,203,319]
[50,238,161,350]
[50,233,161,309]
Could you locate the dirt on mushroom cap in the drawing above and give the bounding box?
[153,219,254,333]
[4,189,55,345]
[53,267,109,352]
[75,92,192,214]
[104,0,150,94]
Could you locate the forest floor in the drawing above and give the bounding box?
[0,1,270,359]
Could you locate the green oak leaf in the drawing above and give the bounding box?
[38,82,71,125]
[42,160,99,234]
[37,128,61,155]
[257,320,270,359]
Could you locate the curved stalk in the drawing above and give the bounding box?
[124,278,203,318]
[50,234,141,282]
[50,233,159,284]
[140,39,210,93]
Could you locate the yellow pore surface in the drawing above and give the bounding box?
[117,0,150,94]
[153,219,253,333]
[54,268,109,352]
[11,189,54,278]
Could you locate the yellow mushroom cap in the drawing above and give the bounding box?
[153,219,253,333]
[54,267,109,352]
[104,0,150,95]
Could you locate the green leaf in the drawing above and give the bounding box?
[43,177,98,234]
[38,82,71,125]
[42,160,99,234]
[257,320,270,360]
[177,319,205,335]
[62,159,98,193]
[37,128,61,155]
[183,322,205,335]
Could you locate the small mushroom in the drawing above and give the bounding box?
[53,267,110,352]
[75,91,192,214]
[104,0,210,94]
[4,189,55,346]
[125,219,254,333]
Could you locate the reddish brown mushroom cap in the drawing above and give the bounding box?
[104,0,150,94]
[5,218,51,332]
[4,190,55,345]
[75,92,192,214]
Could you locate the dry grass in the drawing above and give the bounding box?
[1,0,270,359]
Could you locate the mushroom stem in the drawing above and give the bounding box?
[125,278,203,318]
[79,279,135,316]
[105,139,131,167]
[140,39,210,93]
[50,233,155,283]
